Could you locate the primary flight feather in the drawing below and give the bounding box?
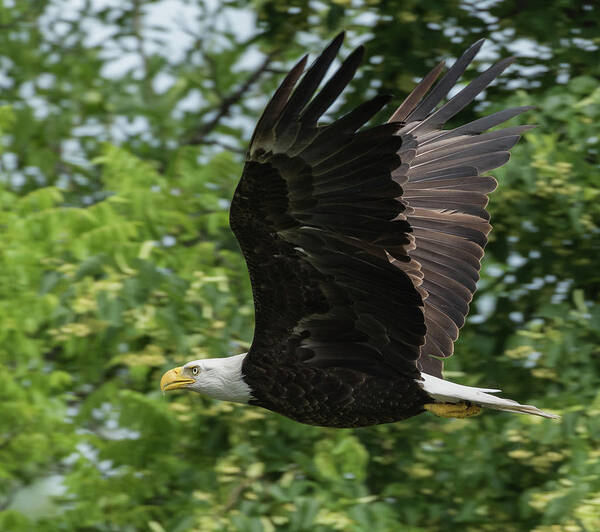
[160,34,558,427]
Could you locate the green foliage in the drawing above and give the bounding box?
[1,1,599,531]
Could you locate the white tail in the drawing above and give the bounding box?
[418,373,559,419]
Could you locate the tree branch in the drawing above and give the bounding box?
[132,0,153,101]
[197,138,245,154]
[183,50,279,146]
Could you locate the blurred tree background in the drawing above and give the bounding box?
[0,0,599,530]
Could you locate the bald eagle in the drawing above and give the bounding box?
[160,34,557,427]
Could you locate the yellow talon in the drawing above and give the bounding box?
[424,402,482,418]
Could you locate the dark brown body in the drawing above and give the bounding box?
[242,356,430,428]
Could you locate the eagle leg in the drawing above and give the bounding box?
[424,402,482,418]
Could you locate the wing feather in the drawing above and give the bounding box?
[406,40,484,121]
[389,45,530,376]
[232,34,425,383]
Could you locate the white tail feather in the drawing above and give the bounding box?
[418,373,559,420]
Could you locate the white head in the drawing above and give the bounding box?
[160,353,252,404]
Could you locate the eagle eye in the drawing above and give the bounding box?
[191,366,200,376]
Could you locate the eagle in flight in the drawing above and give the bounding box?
[160,34,558,427]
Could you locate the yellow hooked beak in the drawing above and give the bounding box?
[160,367,195,392]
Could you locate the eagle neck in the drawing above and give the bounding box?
[197,353,253,404]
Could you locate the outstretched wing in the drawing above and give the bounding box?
[230,33,425,380]
[388,40,532,377]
